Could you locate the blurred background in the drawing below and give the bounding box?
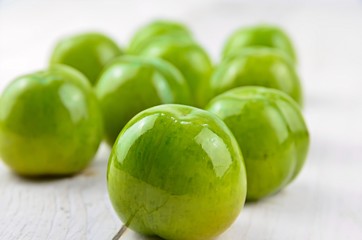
[1,0,362,144]
[0,0,361,239]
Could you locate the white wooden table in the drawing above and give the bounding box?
[1,1,362,239]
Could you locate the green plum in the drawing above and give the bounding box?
[210,48,303,105]
[206,87,309,201]
[222,24,297,63]
[0,65,103,176]
[107,104,246,240]
[95,56,192,146]
[50,32,123,85]
[139,38,213,108]
[128,20,193,54]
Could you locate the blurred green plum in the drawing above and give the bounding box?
[128,19,193,54]
[0,65,103,176]
[206,87,309,201]
[95,56,192,146]
[140,38,213,107]
[50,32,123,85]
[210,48,302,105]
[223,24,297,63]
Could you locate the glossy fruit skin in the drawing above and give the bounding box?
[0,65,103,176]
[95,56,192,146]
[50,32,123,85]
[139,38,213,108]
[206,87,309,201]
[107,104,246,240]
[210,48,302,105]
[128,20,193,54]
[222,24,297,63]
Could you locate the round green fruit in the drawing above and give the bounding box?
[222,24,297,63]
[95,56,192,146]
[128,20,193,54]
[206,87,309,201]
[107,104,246,239]
[50,32,123,85]
[139,38,213,108]
[0,65,103,176]
[210,48,302,105]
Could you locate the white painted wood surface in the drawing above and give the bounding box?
[1,1,362,239]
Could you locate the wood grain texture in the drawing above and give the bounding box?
[1,1,362,239]
[0,145,120,240]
